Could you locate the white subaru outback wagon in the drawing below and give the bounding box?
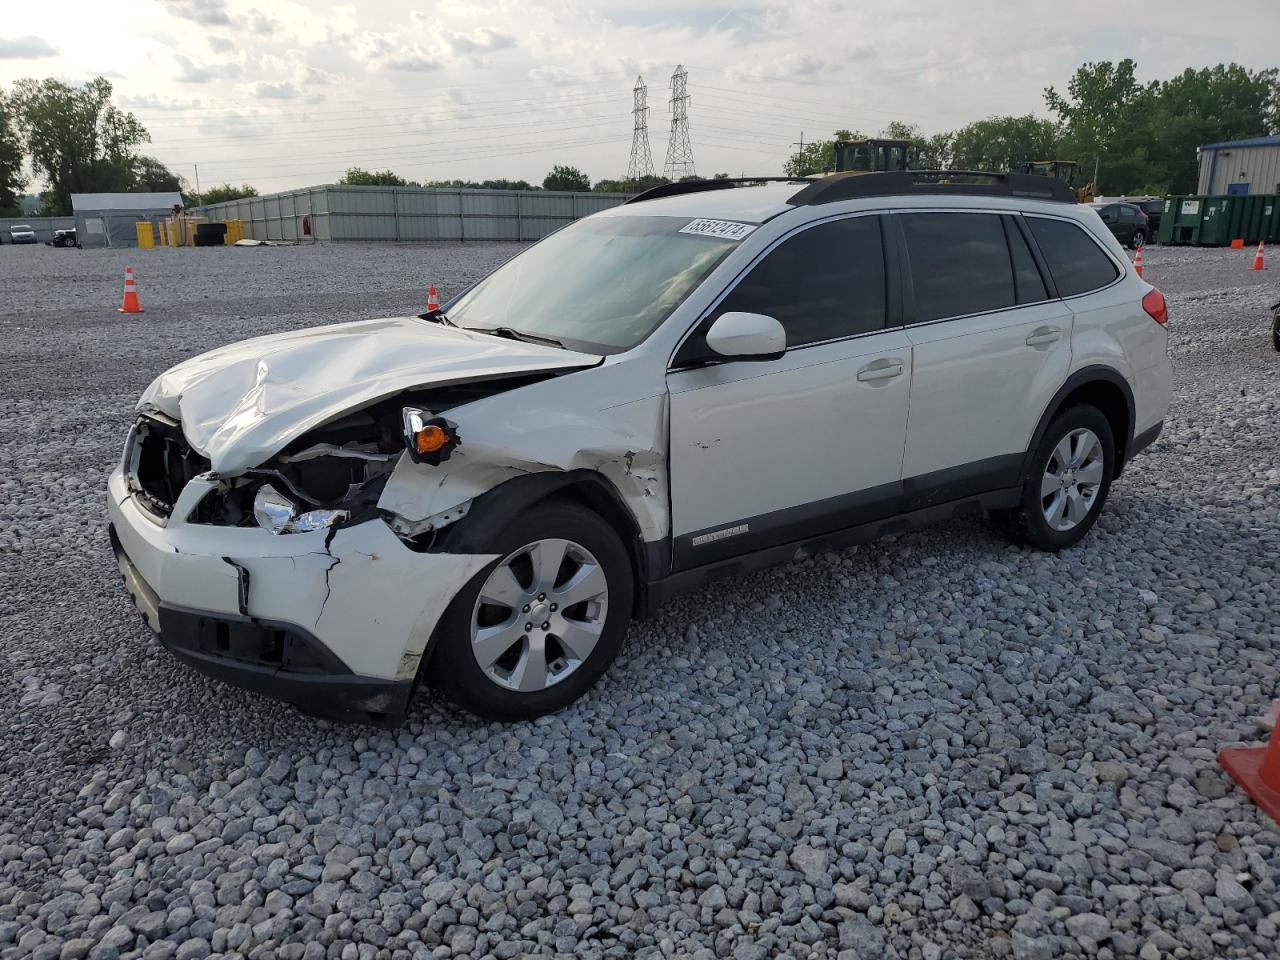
[108,171,1172,726]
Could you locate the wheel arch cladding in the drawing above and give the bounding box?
[433,470,648,611]
[1025,367,1134,480]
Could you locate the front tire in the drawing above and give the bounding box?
[430,499,634,721]
[1002,406,1115,551]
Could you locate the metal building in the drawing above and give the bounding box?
[1197,136,1280,195]
[194,185,631,243]
[70,192,184,248]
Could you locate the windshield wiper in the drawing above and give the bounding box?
[419,308,457,327]
[467,326,564,349]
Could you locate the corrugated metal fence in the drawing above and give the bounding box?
[0,217,76,244]
[194,185,634,243]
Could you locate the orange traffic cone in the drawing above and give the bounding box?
[1132,247,1144,278]
[1251,241,1265,271]
[426,285,439,312]
[1230,238,1245,249]
[1220,713,1280,824]
[118,266,143,313]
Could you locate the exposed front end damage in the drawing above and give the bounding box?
[111,316,668,726]
[378,389,669,545]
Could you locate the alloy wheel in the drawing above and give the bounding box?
[470,538,609,692]
[1040,427,1106,531]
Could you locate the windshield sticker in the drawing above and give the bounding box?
[679,218,757,241]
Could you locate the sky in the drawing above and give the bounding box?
[1,0,1276,195]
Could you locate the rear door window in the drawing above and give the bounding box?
[901,212,1015,322]
[1026,216,1120,298]
[713,215,887,346]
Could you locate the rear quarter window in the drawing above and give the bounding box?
[1025,217,1120,298]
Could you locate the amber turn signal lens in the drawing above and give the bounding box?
[414,424,449,454]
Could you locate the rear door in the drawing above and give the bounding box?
[666,214,912,569]
[896,211,1073,506]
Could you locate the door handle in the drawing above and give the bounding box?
[856,359,905,382]
[1025,326,1062,347]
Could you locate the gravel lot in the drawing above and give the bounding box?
[2,240,1278,960]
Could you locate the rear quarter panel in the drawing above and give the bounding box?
[1065,219,1171,435]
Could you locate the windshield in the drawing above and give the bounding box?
[445,215,743,353]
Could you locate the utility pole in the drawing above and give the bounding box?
[790,132,806,169]
[193,163,202,202]
[625,76,655,185]
[663,65,696,180]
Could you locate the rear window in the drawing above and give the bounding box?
[1025,217,1120,298]
[901,212,1015,322]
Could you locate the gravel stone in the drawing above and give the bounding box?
[2,243,1278,959]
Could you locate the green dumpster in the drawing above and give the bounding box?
[1224,194,1274,244]
[1160,196,1204,245]
[1197,196,1233,246]
[1264,197,1280,243]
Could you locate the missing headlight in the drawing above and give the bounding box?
[253,484,349,535]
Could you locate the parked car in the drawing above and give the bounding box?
[1089,201,1150,249]
[8,224,37,244]
[1122,197,1165,238]
[1272,300,1279,352]
[51,228,78,248]
[108,172,1173,726]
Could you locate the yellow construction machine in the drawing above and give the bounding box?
[1020,161,1096,203]
[834,138,912,174]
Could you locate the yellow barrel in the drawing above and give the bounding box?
[135,221,155,249]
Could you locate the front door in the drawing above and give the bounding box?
[666,214,912,570]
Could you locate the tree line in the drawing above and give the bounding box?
[333,165,730,194]
[786,61,1278,195]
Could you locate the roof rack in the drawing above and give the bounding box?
[624,176,813,205]
[789,170,1077,205]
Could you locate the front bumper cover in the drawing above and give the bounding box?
[106,465,498,725]
[111,524,415,725]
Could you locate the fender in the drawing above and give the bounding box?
[429,469,660,609]
[1020,365,1135,482]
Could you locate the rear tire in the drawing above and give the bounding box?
[1131,230,1146,250]
[1271,313,1280,353]
[1000,406,1115,551]
[429,499,633,721]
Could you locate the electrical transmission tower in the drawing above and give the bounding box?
[663,64,696,180]
[625,76,655,183]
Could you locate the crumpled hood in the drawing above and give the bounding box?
[138,316,599,475]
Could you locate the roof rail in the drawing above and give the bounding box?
[624,176,813,205]
[789,170,1077,205]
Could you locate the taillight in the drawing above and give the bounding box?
[1142,288,1168,326]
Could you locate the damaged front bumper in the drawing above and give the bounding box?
[107,466,495,725]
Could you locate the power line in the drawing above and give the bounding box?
[663,64,696,180]
[625,76,655,182]
[174,135,632,181]
[156,112,628,164]
[125,70,629,121]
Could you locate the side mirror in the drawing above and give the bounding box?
[703,311,786,362]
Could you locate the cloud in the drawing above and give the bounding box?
[0,36,59,59]
[725,52,828,83]
[119,94,205,110]
[250,80,301,99]
[244,10,282,35]
[174,54,225,83]
[443,28,517,55]
[163,0,232,27]
[381,46,443,72]
[208,36,235,53]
